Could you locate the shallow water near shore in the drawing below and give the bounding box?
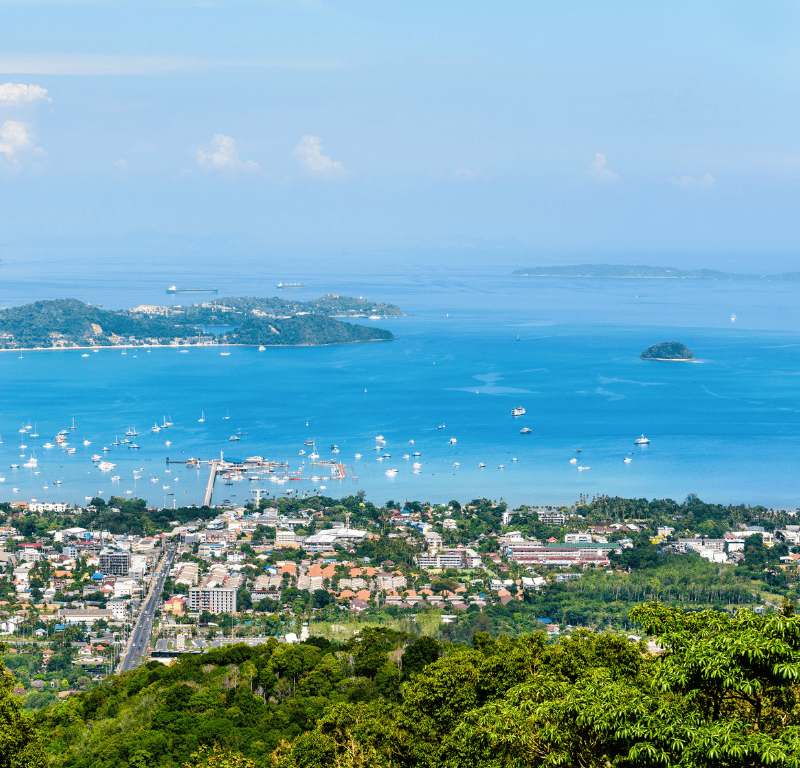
[2,245,800,509]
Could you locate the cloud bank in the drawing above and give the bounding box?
[0,82,51,106]
[0,53,347,76]
[0,120,45,167]
[293,135,348,178]
[196,134,260,172]
[588,153,619,182]
[671,173,715,188]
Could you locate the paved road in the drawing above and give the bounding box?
[118,544,176,673]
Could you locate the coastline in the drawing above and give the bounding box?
[641,357,702,362]
[0,338,394,353]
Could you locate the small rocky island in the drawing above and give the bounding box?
[640,341,694,360]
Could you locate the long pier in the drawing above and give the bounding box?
[203,460,219,506]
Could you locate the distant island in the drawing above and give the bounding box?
[512,264,800,280]
[0,295,400,350]
[641,341,694,360]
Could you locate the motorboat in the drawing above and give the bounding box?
[102,446,110,451]
[511,407,525,416]
[478,462,485,468]
[449,438,457,444]
[578,466,591,471]
[634,435,651,445]
[229,436,240,441]
[98,461,115,471]
[375,435,384,441]
[413,452,421,456]
[520,427,532,434]
[623,457,632,463]
[91,454,102,462]
[83,439,91,446]
[570,458,578,464]
[354,453,361,459]
[402,454,410,459]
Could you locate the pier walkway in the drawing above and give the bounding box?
[203,460,219,506]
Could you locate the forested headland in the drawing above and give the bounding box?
[0,296,398,350]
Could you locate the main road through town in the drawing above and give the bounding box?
[118,544,176,673]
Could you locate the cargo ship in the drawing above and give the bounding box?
[277,282,306,289]
[166,285,218,294]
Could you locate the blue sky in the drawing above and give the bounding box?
[2,1,800,257]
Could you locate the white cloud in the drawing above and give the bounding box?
[588,153,619,182]
[0,119,45,167]
[293,135,348,178]
[0,82,51,106]
[670,173,715,188]
[454,168,479,179]
[0,53,347,76]
[196,134,260,172]
[115,159,128,170]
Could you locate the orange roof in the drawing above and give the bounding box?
[279,563,297,575]
[496,589,511,597]
[363,567,378,577]
[308,564,323,578]
[419,589,434,596]
[355,589,371,601]
[406,589,417,597]
[455,586,467,593]
[321,565,336,578]
[349,567,363,577]
[338,589,355,599]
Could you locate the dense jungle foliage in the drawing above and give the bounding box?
[6,603,797,768]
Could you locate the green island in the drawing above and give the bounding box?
[0,296,400,350]
[512,263,800,279]
[2,491,800,767]
[640,341,695,360]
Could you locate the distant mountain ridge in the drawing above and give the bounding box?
[512,264,800,279]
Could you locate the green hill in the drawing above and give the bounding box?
[0,297,396,350]
[640,341,694,360]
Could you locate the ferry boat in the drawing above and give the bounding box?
[277,282,306,290]
[511,407,526,416]
[167,285,218,294]
[634,434,651,445]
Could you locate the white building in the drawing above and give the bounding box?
[188,587,237,614]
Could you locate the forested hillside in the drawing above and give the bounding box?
[0,297,395,349]
[5,603,797,768]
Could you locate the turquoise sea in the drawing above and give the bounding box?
[2,243,800,510]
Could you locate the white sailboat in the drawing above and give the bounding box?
[30,423,38,438]
[198,411,205,423]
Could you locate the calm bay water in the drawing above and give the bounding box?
[1,244,800,509]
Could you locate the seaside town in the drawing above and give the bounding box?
[2,492,798,709]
